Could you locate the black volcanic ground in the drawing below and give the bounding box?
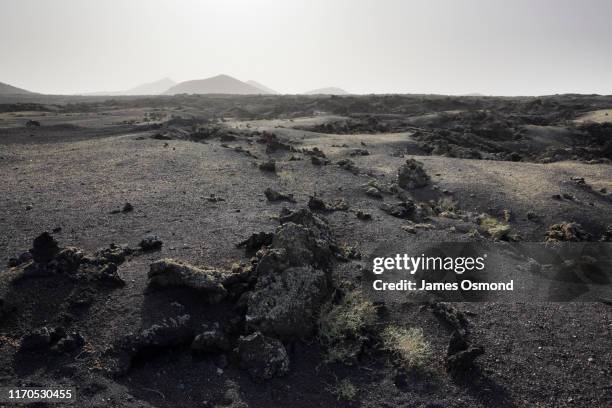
[0,94,611,408]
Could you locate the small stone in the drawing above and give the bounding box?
[139,235,163,251]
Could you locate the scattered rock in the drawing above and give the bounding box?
[148,259,228,303]
[398,159,430,189]
[30,232,59,263]
[191,324,231,353]
[122,202,134,212]
[365,187,383,199]
[257,132,292,153]
[308,196,327,211]
[139,235,163,251]
[7,251,32,268]
[545,222,591,242]
[95,243,132,264]
[264,188,295,203]
[445,330,484,373]
[308,196,348,212]
[271,222,334,269]
[237,331,289,382]
[26,120,41,128]
[311,156,329,166]
[205,194,225,203]
[106,315,193,375]
[23,244,84,277]
[337,158,359,174]
[349,148,370,156]
[355,210,372,220]
[246,264,329,339]
[259,160,276,172]
[303,147,326,158]
[53,332,85,353]
[21,327,52,351]
[237,231,274,254]
[570,176,586,185]
[600,225,612,242]
[380,201,416,219]
[430,302,469,333]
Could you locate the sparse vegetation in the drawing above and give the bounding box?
[332,378,358,401]
[478,215,511,240]
[436,197,459,213]
[318,290,377,363]
[381,326,432,369]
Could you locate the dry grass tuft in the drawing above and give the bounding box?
[318,290,377,363]
[381,326,432,369]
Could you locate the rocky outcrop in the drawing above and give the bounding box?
[398,158,430,189]
[237,331,289,382]
[148,259,229,303]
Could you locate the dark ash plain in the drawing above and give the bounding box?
[1,93,611,407]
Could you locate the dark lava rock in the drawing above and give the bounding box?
[106,315,193,375]
[365,186,383,199]
[191,325,231,353]
[95,243,132,264]
[308,196,348,212]
[246,264,329,340]
[205,194,225,202]
[310,156,329,166]
[446,347,484,372]
[53,332,85,353]
[430,302,469,332]
[349,148,370,156]
[271,222,333,269]
[243,206,337,340]
[308,196,327,211]
[445,330,484,373]
[148,259,228,303]
[447,330,469,356]
[259,160,276,172]
[264,188,295,203]
[21,327,52,351]
[139,235,163,251]
[337,158,359,174]
[303,147,326,158]
[237,231,274,254]
[278,208,335,248]
[97,263,126,287]
[24,246,84,277]
[355,210,373,220]
[380,201,416,219]
[237,331,289,382]
[7,251,32,267]
[257,132,292,153]
[122,202,134,212]
[545,222,592,242]
[398,158,430,189]
[31,232,60,263]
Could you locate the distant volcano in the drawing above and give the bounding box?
[303,87,348,95]
[124,78,176,95]
[164,75,269,95]
[246,80,278,94]
[0,81,34,95]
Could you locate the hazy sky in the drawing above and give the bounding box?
[1,0,611,95]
